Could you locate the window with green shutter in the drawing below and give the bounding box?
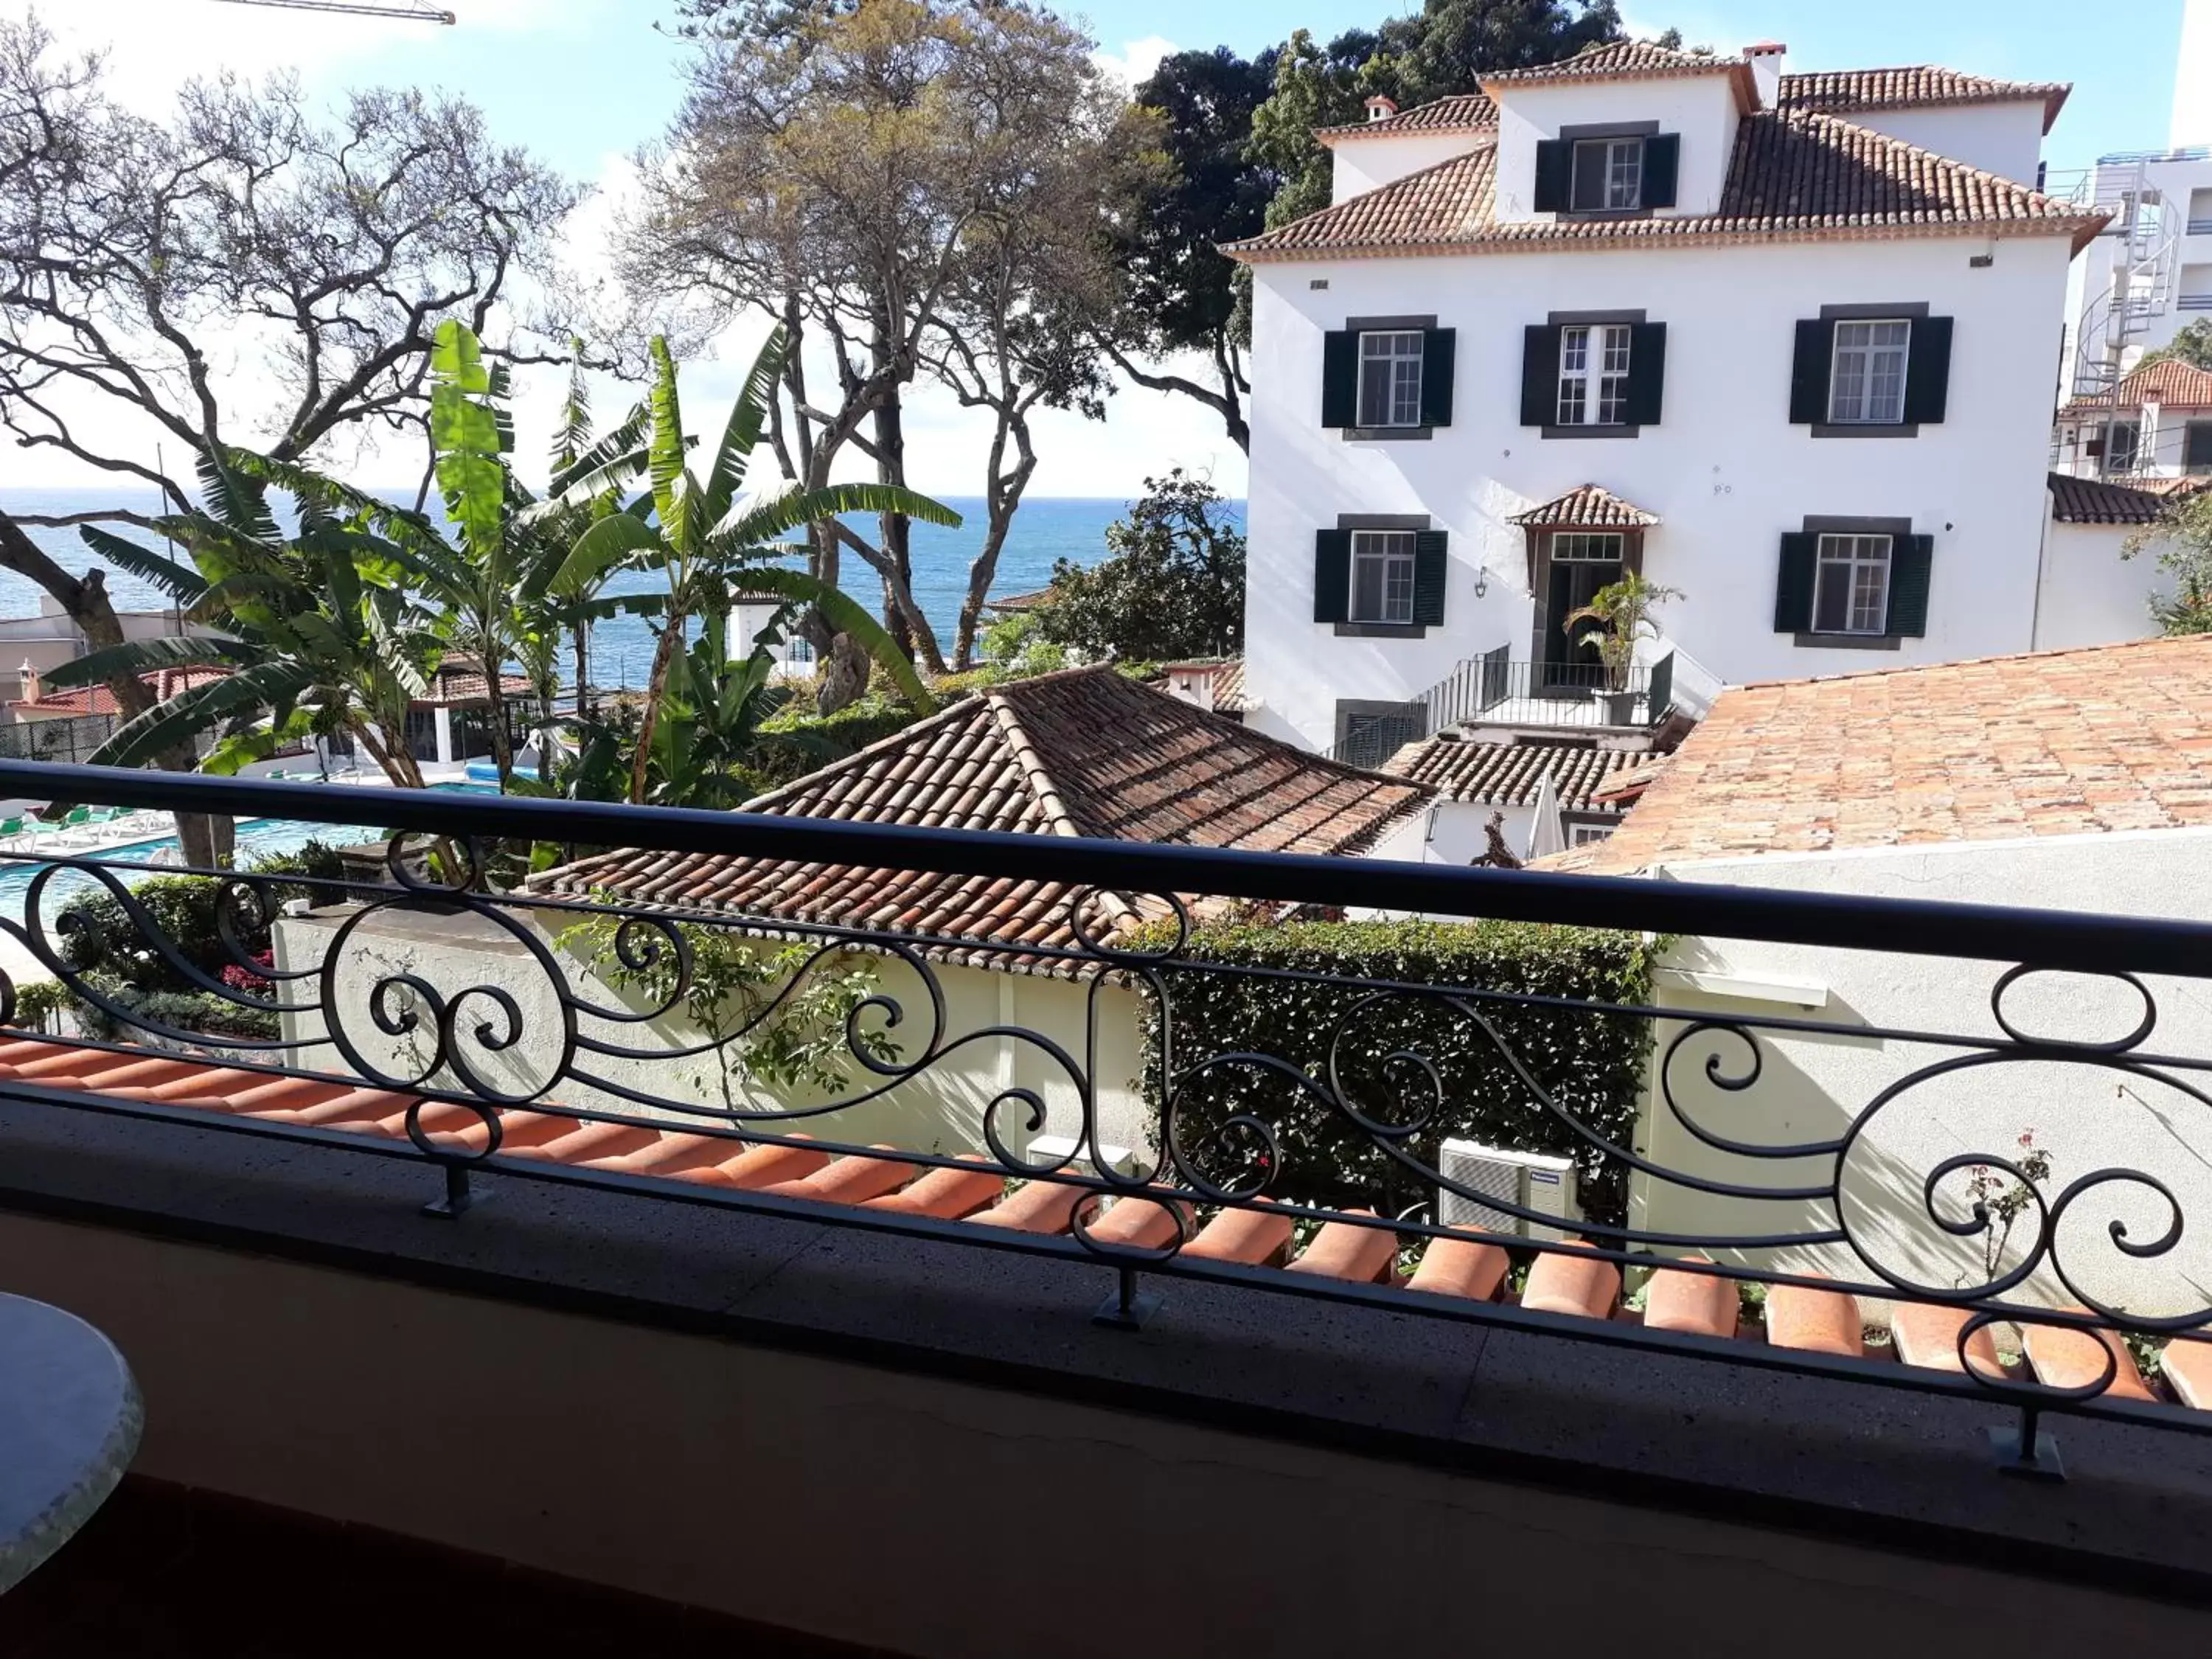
[1313,530,1352,624]
[1773,533,1818,632]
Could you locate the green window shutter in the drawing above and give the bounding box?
[1419,328,1456,427]
[1790,319,1833,424]
[1624,322,1667,426]
[1314,530,1352,624]
[1642,134,1680,208]
[1412,529,1450,626]
[1773,533,1818,631]
[1321,330,1359,428]
[1521,325,1560,426]
[1888,534,1933,636]
[1533,140,1572,212]
[1903,316,1953,424]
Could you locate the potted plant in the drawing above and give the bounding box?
[1562,572,1682,726]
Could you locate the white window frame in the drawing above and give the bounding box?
[1828,319,1911,425]
[1556,325,1632,426]
[1571,136,1644,212]
[1567,821,1616,848]
[1357,332,1425,429]
[1349,529,1418,625]
[1550,531,1626,563]
[1812,533,1893,635]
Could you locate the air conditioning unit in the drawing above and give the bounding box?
[1439,1139,1579,1242]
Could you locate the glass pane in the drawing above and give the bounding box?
[1352,555,1387,619]
[1385,557,1414,622]
[1571,142,1607,210]
[1607,139,1642,209]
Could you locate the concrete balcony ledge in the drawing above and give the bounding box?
[1,1098,2210,1654]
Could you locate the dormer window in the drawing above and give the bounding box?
[1572,137,1644,211]
[1534,128,1680,215]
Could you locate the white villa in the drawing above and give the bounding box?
[1225,39,2163,758]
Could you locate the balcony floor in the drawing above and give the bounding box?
[1,1477,881,1658]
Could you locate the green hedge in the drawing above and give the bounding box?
[748,697,927,790]
[1135,917,1658,1226]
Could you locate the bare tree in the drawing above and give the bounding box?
[921,77,1164,668]
[623,0,1116,706]
[0,17,573,858]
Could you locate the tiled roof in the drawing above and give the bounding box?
[10,665,230,718]
[1780,66,2071,133]
[1483,41,1754,108]
[984,586,1054,613]
[535,667,1427,958]
[1508,484,1660,529]
[1546,636,2212,874]
[1382,736,1638,812]
[1225,108,2105,262]
[2061,358,2212,412]
[1315,93,1497,142]
[2047,472,2171,526]
[1151,658,1248,714]
[6,1032,2198,1404]
[420,659,535,708]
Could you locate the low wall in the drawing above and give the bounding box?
[272,904,1153,1163]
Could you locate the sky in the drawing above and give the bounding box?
[5,0,2196,502]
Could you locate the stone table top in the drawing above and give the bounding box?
[0,1292,140,1595]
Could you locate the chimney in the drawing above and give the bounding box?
[16,659,38,705]
[1366,94,1399,124]
[1744,41,1787,111]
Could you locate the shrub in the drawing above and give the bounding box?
[1133,917,1658,1226]
[8,978,69,1032]
[749,696,927,790]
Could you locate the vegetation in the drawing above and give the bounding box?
[45,844,347,1042]
[559,911,901,1107]
[1134,916,1658,1225]
[2124,490,2212,634]
[2140,318,2212,373]
[1562,572,1683,692]
[1029,472,1245,663]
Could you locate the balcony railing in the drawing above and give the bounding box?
[1332,650,1675,768]
[1,761,2211,1478]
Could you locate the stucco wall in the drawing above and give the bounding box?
[1630,829,2212,1320]
[1843,103,2048,187]
[2034,516,2171,647]
[1246,232,2079,748]
[1492,74,1741,220]
[271,905,1154,1165]
[1330,132,1485,203]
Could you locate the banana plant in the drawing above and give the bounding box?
[49,448,451,790]
[544,327,958,804]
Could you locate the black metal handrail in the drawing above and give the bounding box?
[1,760,2211,1477]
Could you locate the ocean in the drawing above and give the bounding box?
[0,489,1247,686]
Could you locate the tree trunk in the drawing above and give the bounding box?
[0,511,233,858]
[627,611,686,804]
[817,630,872,712]
[954,407,1037,670]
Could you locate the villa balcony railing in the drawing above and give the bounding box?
[1334,650,1674,768]
[3,761,2212,1480]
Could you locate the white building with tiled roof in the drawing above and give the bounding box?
[1224,38,2156,755]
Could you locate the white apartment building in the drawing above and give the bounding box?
[1226,39,2130,757]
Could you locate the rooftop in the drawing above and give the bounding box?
[1225,108,2103,263]
[2047,471,2172,526]
[534,667,1427,954]
[1508,483,1661,529]
[1315,91,1496,143]
[1481,40,1755,110]
[1544,636,2212,874]
[1778,65,2071,132]
[1382,734,1641,813]
[2061,358,2212,413]
[9,666,230,719]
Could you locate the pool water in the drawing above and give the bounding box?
[0,782,499,926]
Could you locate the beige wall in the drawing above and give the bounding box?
[0,1209,2199,1658]
[271,904,1154,1164]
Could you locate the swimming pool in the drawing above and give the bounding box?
[0,782,499,925]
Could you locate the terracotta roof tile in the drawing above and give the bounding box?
[1316,92,1497,142]
[1225,109,2104,263]
[10,665,230,717]
[2061,358,2212,412]
[1382,736,1638,813]
[1484,40,1753,107]
[2047,472,2171,526]
[1780,66,2070,133]
[535,667,1429,958]
[1548,636,2212,874]
[1508,484,1660,528]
